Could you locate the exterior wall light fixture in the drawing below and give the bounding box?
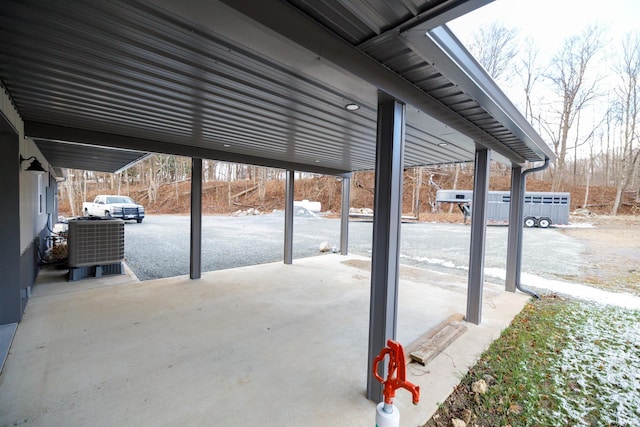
[19,155,47,173]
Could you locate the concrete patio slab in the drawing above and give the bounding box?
[0,255,529,426]
[0,323,17,374]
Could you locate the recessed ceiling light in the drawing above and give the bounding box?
[345,103,360,111]
[223,144,231,147]
[315,160,320,163]
[438,143,448,147]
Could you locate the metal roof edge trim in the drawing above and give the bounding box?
[396,0,493,35]
[24,122,351,177]
[356,0,493,49]
[113,153,153,174]
[421,26,556,162]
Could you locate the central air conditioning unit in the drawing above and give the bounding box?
[67,218,125,281]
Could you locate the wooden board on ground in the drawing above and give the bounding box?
[405,313,467,366]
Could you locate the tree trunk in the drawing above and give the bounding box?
[148,157,158,204]
[125,169,130,195]
[448,164,460,214]
[611,182,625,215]
[582,169,590,209]
[82,170,88,206]
[66,173,77,217]
[258,167,266,201]
[413,167,423,217]
[175,172,179,206]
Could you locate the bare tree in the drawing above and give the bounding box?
[516,36,543,122]
[582,131,602,208]
[611,33,640,215]
[541,26,605,191]
[468,22,520,81]
[147,156,158,204]
[65,171,78,216]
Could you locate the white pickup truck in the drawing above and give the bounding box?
[82,195,145,223]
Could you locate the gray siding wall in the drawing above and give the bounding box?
[19,226,47,315]
[0,132,22,324]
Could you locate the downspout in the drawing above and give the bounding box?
[515,158,550,298]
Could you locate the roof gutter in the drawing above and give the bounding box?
[419,26,556,162]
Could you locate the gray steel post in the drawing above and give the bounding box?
[0,132,22,324]
[190,158,202,279]
[466,148,490,325]
[284,170,294,265]
[505,166,523,292]
[340,176,350,255]
[366,94,406,402]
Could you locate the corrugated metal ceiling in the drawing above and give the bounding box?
[34,139,148,174]
[0,0,552,174]
[288,0,453,44]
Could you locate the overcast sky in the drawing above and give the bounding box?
[449,0,639,54]
[448,0,640,152]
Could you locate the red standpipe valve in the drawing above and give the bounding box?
[372,339,420,406]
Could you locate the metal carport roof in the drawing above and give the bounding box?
[0,0,554,175]
[0,0,556,410]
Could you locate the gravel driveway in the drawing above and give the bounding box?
[124,213,586,283]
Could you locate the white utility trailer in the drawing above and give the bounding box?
[435,189,570,228]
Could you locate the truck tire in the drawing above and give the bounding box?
[136,218,143,223]
[524,217,537,228]
[538,217,552,228]
[105,210,111,218]
[84,208,88,216]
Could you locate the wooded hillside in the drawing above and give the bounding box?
[57,156,640,219]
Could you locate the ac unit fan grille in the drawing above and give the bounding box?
[68,219,125,267]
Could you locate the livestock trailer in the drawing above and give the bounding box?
[435,190,570,227]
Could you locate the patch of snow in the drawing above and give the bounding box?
[521,273,640,310]
[398,249,640,310]
[550,307,640,425]
[554,222,595,229]
[484,267,506,280]
[399,254,458,269]
[483,267,640,310]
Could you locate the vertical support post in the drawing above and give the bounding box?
[466,148,490,325]
[190,158,202,280]
[505,166,523,292]
[366,94,405,402]
[340,176,350,255]
[0,131,22,324]
[284,170,294,265]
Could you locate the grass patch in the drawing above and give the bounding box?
[423,296,640,426]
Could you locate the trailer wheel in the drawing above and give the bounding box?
[524,217,537,228]
[538,217,552,228]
